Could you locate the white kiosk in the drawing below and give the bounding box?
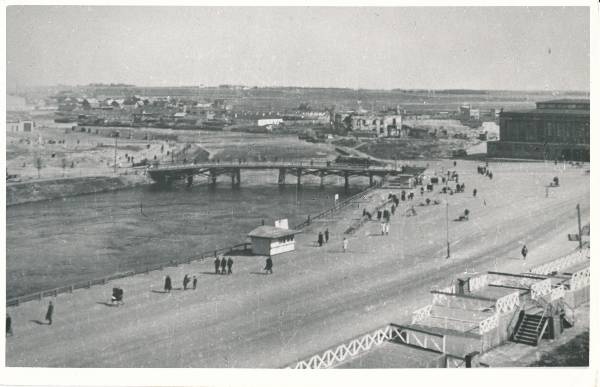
[248,219,300,256]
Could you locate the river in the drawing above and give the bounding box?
[6,171,364,298]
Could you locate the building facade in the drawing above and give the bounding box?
[349,113,402,137]
[487,99,589,161]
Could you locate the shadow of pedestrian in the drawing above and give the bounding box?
[96,301,116,307]
[29,320,48,325]
[151,290,169,294]
[249,272,268,275]
[200,271,220,275]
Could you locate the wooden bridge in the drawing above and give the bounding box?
[146,161,425,190]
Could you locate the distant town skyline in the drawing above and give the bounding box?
[7,6,590,92]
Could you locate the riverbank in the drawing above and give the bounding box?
[6,174,148,206]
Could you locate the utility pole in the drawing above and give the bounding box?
[446,199,450,259]
[113,132,118,174]
[576,204,582,249]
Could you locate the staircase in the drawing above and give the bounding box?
[512,312,549,346]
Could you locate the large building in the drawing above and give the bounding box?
[487,99,589,161]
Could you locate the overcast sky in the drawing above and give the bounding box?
[6,6,590,91]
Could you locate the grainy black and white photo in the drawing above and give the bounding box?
[3,3,594,380]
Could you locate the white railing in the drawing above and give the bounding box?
[469,274,488,292]
[495,291,520,314]
[570,267,590,291]
[479,314,499,334]
[288,324,447,369]
[412,304,433,324]
[550,285,566,301]
[394,325,446,353]
[530,278,552,300]
[289,325,394,369]
[431,285,455,305]
[530,249,589,275]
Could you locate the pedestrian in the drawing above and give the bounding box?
[324,228,329,243]
[318,232,324,247]
[192,276,198,290]
[45,301,54,325]
[6,314,13,337]
[214,256,221,274]
[473,188,477,197]
[381,222,386,235]
[264,256,273,274]
[343,237,348,252]
[164,275,172,293]
[385,222,390,235]
[377,210,382,221]
[227,257,234,274]
[183,274,190,290]
[221,256,227,274]
[521,245,528,260]
[391,204,396,215]
[453,161,457,167]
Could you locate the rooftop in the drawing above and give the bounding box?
[501,109,589,117]
[247,225,300,239]
[537,98,589,105]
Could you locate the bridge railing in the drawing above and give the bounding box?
[148,160,405,172]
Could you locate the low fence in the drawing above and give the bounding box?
[8,185,378,307]
[6,242,250,307]
[530,278,552,300]
[569,267,590,291]
[529,248,589,275]
[293,186,376,229]
[287,323,445,369]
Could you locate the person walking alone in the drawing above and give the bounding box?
[192,276,198,290]
[164,275,172,293]
[6,314,13,337]
[264,256,273,274]
[343,237,348,253]
[324,228,329,243]
[318,232,324,247]
[45,301,54,325]
[183,274,190,290]
[521,245,528,260]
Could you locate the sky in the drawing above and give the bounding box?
[6,6,590,91]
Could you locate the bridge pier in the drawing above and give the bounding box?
[369,173,374,187]
[344,171,349,191]
[187,174,193,187]
[209,169,217,186]
[278,168,286,185]
[297,168,302,188]
[231,168,241,187]
[320,171,325,188]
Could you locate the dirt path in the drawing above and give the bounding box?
[5,160,589,367]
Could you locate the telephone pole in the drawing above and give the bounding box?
[576,204,582,249]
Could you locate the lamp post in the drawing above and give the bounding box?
[446,199,450,259]
[576,204,582,249]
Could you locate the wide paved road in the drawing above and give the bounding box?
[6,160,590,367]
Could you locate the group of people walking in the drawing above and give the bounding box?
[317,228,329,247]
[214,256,234,275]
[163,273,198,293]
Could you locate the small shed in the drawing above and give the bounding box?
[248,225,300,256]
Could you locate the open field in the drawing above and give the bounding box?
[5,159,589,367]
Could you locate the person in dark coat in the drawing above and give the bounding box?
[183,274,190,290]
[6,314,13,336]
[164,275,172,293]
[45,301,54,325]
[227,257,233,274]
[324,228,329,243]
[192,276,198,290]
[318,232,324,247]
[264,256,273,274]
[473,188,477,197]
[521,245,528,260]
[221,256,227,275]
[214,257,221,274]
